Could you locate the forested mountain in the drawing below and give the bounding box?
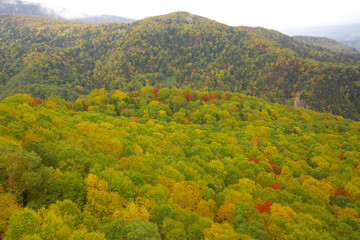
[0,87,360,239]
[282,23,360,51]
[1,10,360,240]
[292,36,357,54]
[0,0,61,18]
[0,12,360,120]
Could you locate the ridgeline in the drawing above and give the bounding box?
[0,12,359,120]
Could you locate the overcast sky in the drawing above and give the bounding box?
[22,0,360,30]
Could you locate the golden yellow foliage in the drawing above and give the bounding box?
[169,181,201,210]
[224,191,254,206]
[203,222,240,240]
[115,202,151,222]
[0,193,20,235]
[270,203,297,220]
[216,203,236,223]
[85,174,108,191]
[194,199,216,219]
[334,206,360,223]
[237,178,256,189]
[84,190,126,221]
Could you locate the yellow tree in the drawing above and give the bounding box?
[169,181,201,210]
[203,222,241,240]
[115,202,151,222]
[270,203,297,220]
[0,192,20,237]
[215,203,236,223]
[194,199,216,219]
[84,174,126,221]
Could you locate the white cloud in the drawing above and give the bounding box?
[3,0,19,4]
[18,0,360,29]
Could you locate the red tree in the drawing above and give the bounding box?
[269,183,281,191]
[184,93,193,102]
[33,97,43,106]
[256,201,273,213]
[208,94,218,100]
[153,88,159,98]
[248,158,260,164]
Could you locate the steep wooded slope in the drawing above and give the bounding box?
[0,12,360,119]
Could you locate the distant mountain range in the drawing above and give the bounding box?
[282,24,360,51]
[293,35,358,54]
[2,0,359,50]
[0,0,137,23]
[72,15,136,24]
[0,0,60,18]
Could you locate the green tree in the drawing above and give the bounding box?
[125,219,160,240]
[5,209,41,240]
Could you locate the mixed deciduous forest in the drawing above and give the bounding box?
[292,36,358,54]
[1,10,360,240]
[0,87,360,239]
[0,12,360,120]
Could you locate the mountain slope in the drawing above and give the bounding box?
[0,12,360,119]
[283,23,360,51]
[293,35,357,54]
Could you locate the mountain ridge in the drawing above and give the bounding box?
[0,12,360,120]
[73,14,136,23]
[293,35,358,54]
[282,23,360,51]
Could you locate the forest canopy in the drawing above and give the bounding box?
[0,87,360,239]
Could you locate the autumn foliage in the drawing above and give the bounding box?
[0,88,360,239]
[183,92,192,102]
[32,97,43,106]
[1,13,360,121]
[256,201,274,213]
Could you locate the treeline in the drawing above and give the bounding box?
[0,13,360,119]
[0,87,360,239]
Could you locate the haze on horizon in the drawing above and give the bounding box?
[13,0,360,30]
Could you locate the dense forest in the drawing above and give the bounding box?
[0,87,360,239]
[0,13,360,120]
[292,36,358,54]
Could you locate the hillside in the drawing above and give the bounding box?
[0,13,360,120]
[282,23,360,51]
[293,35,357,53]
[0,87,360,239]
